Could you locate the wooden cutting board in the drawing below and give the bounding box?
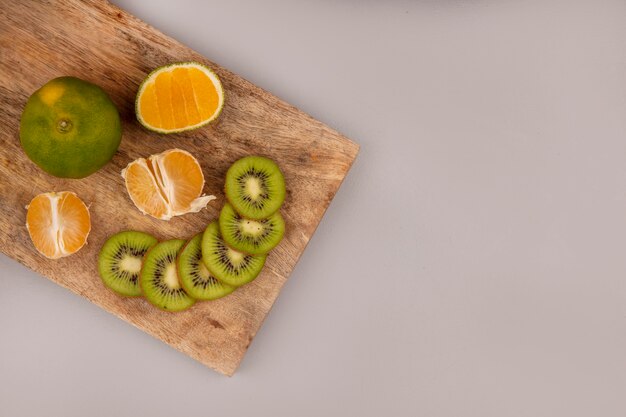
[0,0,358,376]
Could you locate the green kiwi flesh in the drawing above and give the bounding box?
[178,234,235,300]
[219,202,285,255]
[140,239,196,311]
[201,221,267,286]
[98,231,158,297]
[224,155,286,219]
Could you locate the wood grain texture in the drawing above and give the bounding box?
[0,0,358,376]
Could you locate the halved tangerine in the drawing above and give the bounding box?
[135,62,224,134]
[25,191,91,259]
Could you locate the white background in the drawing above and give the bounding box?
[2,1,626,416]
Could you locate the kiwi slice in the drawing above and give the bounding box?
[202,221,267,286]
[177,233,235,300]
[98,231,158,297]
[140,239,196,312]
[219,202,285,255]
[225,155,286,219]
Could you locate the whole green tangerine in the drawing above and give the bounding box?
[19,76,122,179]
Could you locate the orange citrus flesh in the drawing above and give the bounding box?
[26,191,91,259]
[124,159,169,220]
[121,149,215,220]
[137,63,223,133]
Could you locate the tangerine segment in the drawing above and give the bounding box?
[169,74,189,129]
[122,159,170,220]
[136,62,224,133]
[56,193,92,254]
[187,67,220,120]
[26,192,91,259]
[26,194,56,258]
[153,149,206,214]
[154,71,175,130]
[173,68,202,125]
[138,82,161,128]
[122,149,215,220]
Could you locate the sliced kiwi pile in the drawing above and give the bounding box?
[97,155,286,312]
[206,155,286,285]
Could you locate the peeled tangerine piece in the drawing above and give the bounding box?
[121,148,215,220]
[25,191,91,259]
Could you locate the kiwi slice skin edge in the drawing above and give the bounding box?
[219,202,285,255]
[98,230,158,297]
[140,239,196,312]
[177,234,236,301]
[224,155,286,220]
